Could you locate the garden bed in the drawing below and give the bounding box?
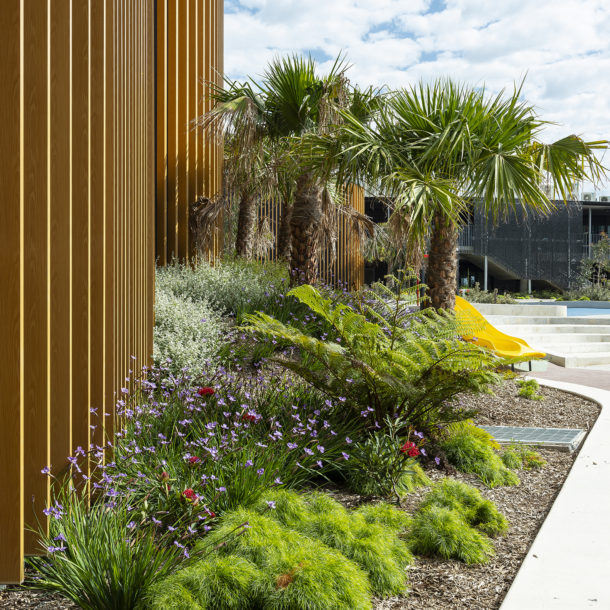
[376,379,600,610]
[0,379,598,610]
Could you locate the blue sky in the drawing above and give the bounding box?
[224,0,610,194]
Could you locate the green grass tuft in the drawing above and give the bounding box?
[419,478,508,537]
[196,508,373,610]
[252,490,413,598]
[146,556,263,610]
[502,445,547,470]
[441,429,520,488]
[407,505,495,564]
[354,502,413,532]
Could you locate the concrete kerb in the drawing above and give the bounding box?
[500,378,610,610]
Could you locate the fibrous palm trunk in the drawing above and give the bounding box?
[277,199,293,260]
[235,191,256,259]
[426,211,459,309]
[289,173,323,284]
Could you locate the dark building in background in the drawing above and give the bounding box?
[364,196,610,292]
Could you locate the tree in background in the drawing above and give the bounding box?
[309,79,607,308]
[200,55,353,281]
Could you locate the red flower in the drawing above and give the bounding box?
[241,413,257,423]
[188,456,200,465]
[182,488,198,503]
[400,441,420,458]
[160,471,170,482]
[198,386,215,396]
[207,510,216,519]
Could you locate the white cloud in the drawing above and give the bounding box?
[224,0,610,191]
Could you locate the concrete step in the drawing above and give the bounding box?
[545,351,610,368]
[512,333,610,344]
[487,316,610,326]
[537,342,610,354]
[494,324,610,335]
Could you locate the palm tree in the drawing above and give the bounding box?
[314,79,607,308]
[199,55,351,281]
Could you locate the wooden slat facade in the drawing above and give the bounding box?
[0,0,156,583]
[156,0,224,264]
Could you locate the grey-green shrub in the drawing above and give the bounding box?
[441,429,520,488]
[153,289,226,373]
[155,259,288,320]
[254,490,413,597]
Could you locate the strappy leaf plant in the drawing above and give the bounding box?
[243,272,500,434]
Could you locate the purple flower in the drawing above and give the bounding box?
[53,533,67,542]
[345,437,353,444]
[342,452,350,460]
[41,466,51,476]
[274,477,283,485]
[257,468,265,476]
[287,442,298,450]
[266,500,276,509]
[244,460,253,468]
[434,457,441,466]
[304,447,314,456]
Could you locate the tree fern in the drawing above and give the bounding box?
[243,273,500,433]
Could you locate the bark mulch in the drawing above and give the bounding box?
[375,376,600,610]
[0,378,600,610]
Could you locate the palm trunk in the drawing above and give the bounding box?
[277,199,293,260]
[289,173,323,285]
[235,191,256,259]
[426,211,459,309]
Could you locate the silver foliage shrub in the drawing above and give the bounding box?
[153,288,226,374]
[155,259,288,319]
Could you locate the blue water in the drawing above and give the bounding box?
[567,307,610,317]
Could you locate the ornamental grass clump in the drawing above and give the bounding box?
[440,423,519,488]
[419,478,508,537]
[146,556,264,610]
[502,445,547,470]
[28,491,185,610]
[407,505,495,564]
[253,489,413,597]
[195,508,373,610]
[407,478,507,564]
[354,501,413,532]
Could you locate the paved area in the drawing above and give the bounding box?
[501,379,610,610]
[530,362,610,391]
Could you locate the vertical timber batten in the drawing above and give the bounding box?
[155,0,224,265]
[0,0,156,582]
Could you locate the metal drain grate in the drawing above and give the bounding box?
[480,425,586,452]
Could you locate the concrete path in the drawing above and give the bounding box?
[500,378,610,610]
[530,362,610,391]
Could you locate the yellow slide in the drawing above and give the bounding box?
[454,296,546,360]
